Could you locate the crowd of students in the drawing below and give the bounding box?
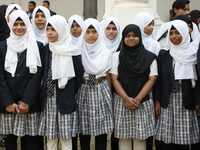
[0,0,200,150]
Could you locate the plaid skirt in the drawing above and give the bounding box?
[156,88,200,144]
[38,87,77,139]
[76,79,114,136]
[0,112,39,137]
[113,93,155,139]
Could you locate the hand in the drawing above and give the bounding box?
[124,97,137,110]
[133,98,141,108]
[154,100,161,117]
[18,101,29,113]
[6,103,20,113]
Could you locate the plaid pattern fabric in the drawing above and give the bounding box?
[0,112,39,136]
[156,87,200,144]
[38,86,78,139]
[113,93,155,140]
[76,79,114,136]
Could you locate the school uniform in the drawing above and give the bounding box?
[153,20,200,149]
[0,10,43,150]
[154,50,200,145]
[77,18,113,150]
[110,24,157,150]
[38,45,84,139]
[38,15,83,150]
[102,16,121,150]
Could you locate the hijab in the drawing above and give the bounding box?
[133,12,160,55]
[47,15,81,89]
[68,15,84,46]
[102,16,121,54]
[118,24,156,98]
[81,18,111,75]
[0,11,10,41]
[31,6,50,45]
[174,15,193,29]
[5,4,22,23]
[167,20,197,82]
[5,10,41,77]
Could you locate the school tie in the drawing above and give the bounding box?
[88,74,96,87]
[171,65,180,93]
[46,56,54,97]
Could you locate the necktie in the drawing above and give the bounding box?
[88,74,96,87]
[46,56,54,97]
[171,65,179,93]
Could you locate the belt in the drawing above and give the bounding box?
[82,77,105,84]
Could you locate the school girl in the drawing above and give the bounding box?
[31,6,50,45]
[38,15,84,150]
[68,15,84,46]
[133,12,161,56]
[68,14,84,150]
[110,24,157,150]
[5,4,22,23]
[76,18,113,150]
[102,16,121,54]
[154,20,200,150]
[0,10,43,150]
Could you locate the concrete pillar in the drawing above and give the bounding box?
[103,0,163,31]
[83,0,98,19]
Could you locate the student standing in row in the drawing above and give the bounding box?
[154,20,200,150]
[110,24,157,150]
[68,14,84,150]
[38,15,83,150]
[0,10,43,150]
[102,16,121,55]
[5,4,22,23]
[68,14,84,47]
[102,16,121,150]
[76,18,113,150]
[31,6,50,45]
[133,12,160,56]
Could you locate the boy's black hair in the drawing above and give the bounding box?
[43,1,50,6]
[29,1,36,7]
[172,0,190,17]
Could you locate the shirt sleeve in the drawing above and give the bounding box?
[149,59,158,76]
[109,52,120,75]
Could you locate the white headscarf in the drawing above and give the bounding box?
[102,16,121,54]
[68,15,84,46]
[167,20,197,82]
[47,15,81,89]
[133,12,161,55]
[5,4,22,23]
[81,18,111,75]
[31,6,50,45]
[5,10,42,77]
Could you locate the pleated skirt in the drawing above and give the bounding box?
[76,79,114,136]
[113,93,155,139]
[156,88,200,144]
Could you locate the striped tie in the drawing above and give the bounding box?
[46,56,54,97]
[88,74,96,87]
[171,65,179,93]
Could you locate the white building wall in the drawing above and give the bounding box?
[1,0,200,22]
[0,0,105,21]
